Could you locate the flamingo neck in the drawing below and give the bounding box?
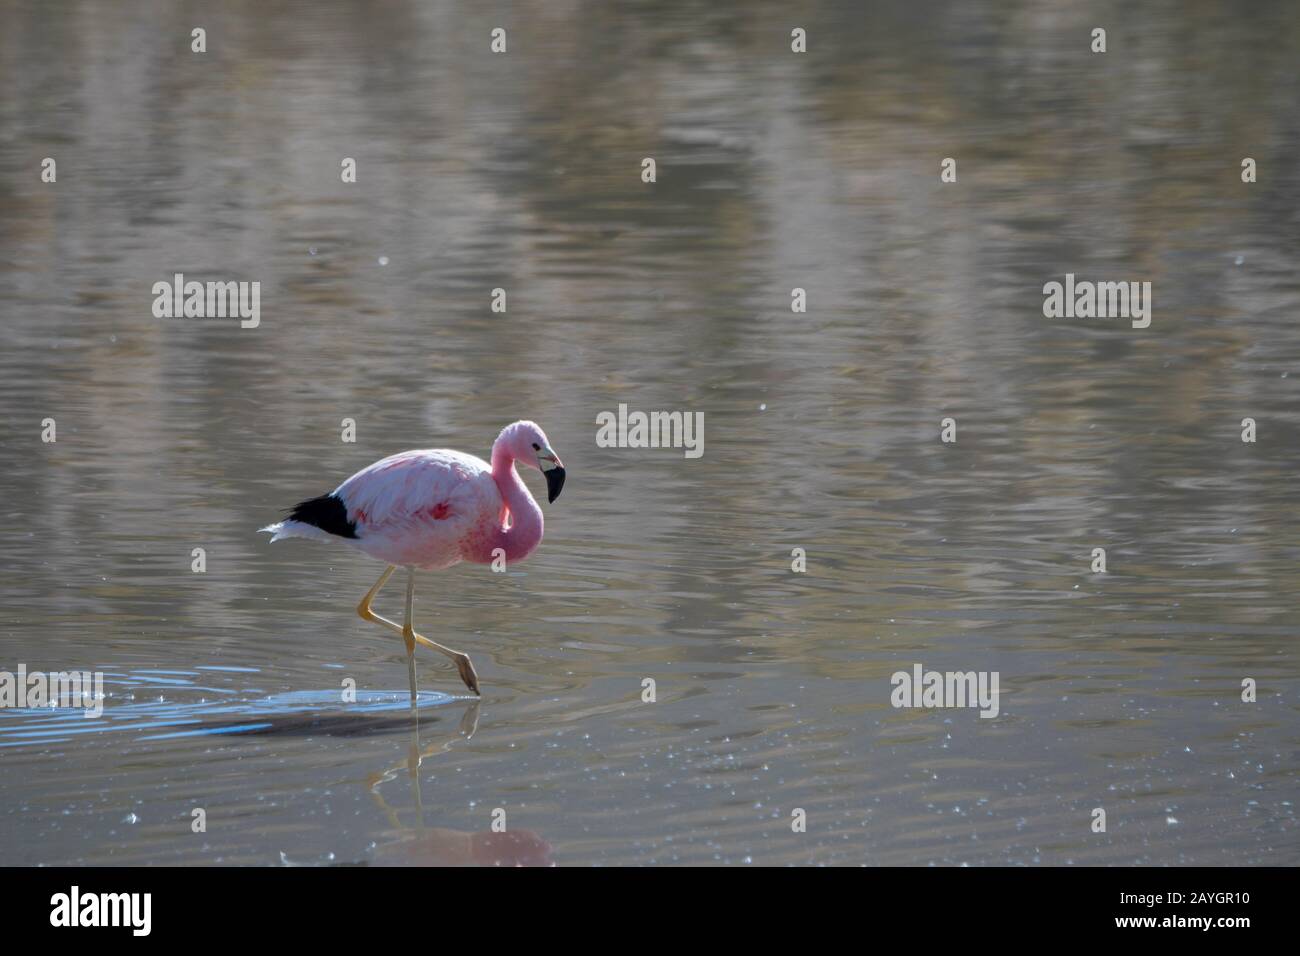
[489,444,543,563]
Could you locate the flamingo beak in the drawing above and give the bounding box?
[538,447,565,503]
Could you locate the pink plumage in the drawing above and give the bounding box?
[332,448,512,569]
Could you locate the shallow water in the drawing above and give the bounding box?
[1,0,1298,865]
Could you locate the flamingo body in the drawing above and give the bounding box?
[272,449,502,569]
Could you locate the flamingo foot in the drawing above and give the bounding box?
[455,654,481,696]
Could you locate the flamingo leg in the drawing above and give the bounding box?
[356,564,482,697]
[357,564,399,629]
[357,565,436,651]
[402,568,419,704]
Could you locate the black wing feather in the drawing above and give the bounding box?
[287,494,358,539]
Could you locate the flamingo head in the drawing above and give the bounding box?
[508,421,566,503]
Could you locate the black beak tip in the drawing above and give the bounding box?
[545,466,566,504]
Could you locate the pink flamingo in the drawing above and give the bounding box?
[260,421,565,700]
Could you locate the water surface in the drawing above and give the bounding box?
[0,0,1297,865]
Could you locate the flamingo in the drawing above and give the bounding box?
[260,421,565,701]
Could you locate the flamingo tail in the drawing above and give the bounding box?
[259,519,339,543]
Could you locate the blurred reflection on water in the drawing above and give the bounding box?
[0,0,1297,865]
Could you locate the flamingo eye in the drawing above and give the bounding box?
[532,443,541,451]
